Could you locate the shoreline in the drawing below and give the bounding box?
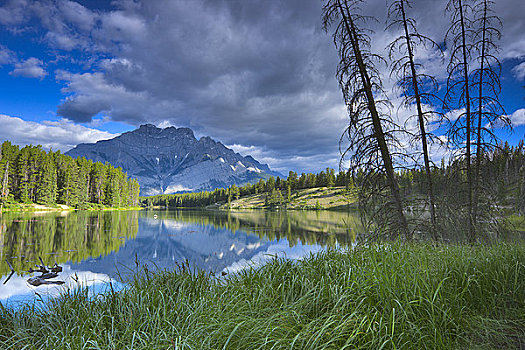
[1,203,143,213]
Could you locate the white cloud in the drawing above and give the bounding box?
[55,69,186,123]
[10,57,47,79]
[513,62,525,81]
[0,114,116,151]
[0,0,28,27]
[227,143,340,175]
[99,10,146,41]
[58,0,96,32]
[157,120,175,129]
[45,31,83,51]
[0,45,15,65]
[509,109,525,127]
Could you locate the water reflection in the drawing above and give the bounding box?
[155,209,361,247]
[0,209,361,305]
[0,265,121,306]
[0,210,138,276]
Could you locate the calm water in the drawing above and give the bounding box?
[0,209,361,306]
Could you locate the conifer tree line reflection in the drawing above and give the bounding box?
[0,211,138,277]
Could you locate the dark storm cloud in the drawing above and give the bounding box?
[48,0,346,172]
[1,0,524,173]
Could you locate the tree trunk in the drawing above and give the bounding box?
[400,0,438,240]
[338,1,409,238]
[471,0,488,236]
[458,0,474,243]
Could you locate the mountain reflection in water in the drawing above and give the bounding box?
[0,209,361,305]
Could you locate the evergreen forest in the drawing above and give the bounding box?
[319,0,521,242]
[0,141,140,209]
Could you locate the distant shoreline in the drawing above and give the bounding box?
[1,203,143,212]
[143,186,358,211]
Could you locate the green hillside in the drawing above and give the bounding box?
[215,186,357,210]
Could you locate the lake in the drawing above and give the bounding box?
[0,209,361,306]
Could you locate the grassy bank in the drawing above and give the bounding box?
[1,243,525,349]
[0,202,143,212]
[221,186,357,210]
[0,202,73,212]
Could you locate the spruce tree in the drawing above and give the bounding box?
[36,154,57,205]
[15,147,31,203]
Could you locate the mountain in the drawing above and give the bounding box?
[65,124,282,196]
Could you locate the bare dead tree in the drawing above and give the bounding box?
[323,0,409,239]
[445,0,476,242]
[471,0,510,232]
[387,0,443,240]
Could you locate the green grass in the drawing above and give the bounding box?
[507,214,525,232]
[1,243,525,349]
[224,186,357,210]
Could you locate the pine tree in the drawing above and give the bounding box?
[90,162,107,204]
[1,160,9,206]
[265,177,276,192]
[445,0,476,241]
[27,146,43,202]
[387,0,442,239]
[57,154,79,207]
[470,0,509,234]
[104,167,121,207]
[323,0,409,238]
[75,157,92,207]
[36,154,57,205]
[15,147,31,203]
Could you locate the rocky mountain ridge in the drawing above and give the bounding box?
[65,124,281,195]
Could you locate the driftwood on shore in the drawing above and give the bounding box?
[26,276,65,286]
[3,259,15,284]
[3,257,64,287]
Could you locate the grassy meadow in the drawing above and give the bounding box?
[221,186,357,210]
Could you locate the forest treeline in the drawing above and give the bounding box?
[399,141,525,213]
[142,168,349,209]
[0,141,140,209]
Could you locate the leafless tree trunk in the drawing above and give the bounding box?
[323,0,409,239]
[445,0,475,242]
[471,0,509,232]
[387,0,441,240]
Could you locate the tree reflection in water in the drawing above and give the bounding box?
[0,210,139,277]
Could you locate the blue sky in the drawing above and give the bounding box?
[0,0,524,174]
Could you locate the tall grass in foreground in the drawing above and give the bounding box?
[1,243,525,349]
